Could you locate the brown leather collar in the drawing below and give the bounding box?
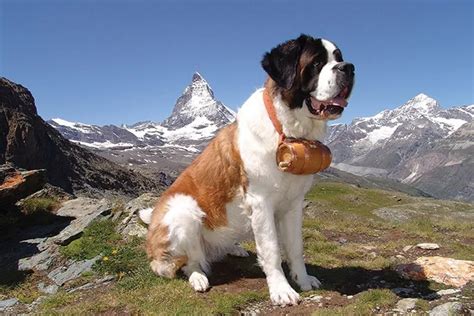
[263,88,285,140]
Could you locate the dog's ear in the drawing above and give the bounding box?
[261,35,308,89]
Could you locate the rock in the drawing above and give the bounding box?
[68,275,115,293]
[48,256,100,286]
[18,248,54,271]
[117,193,159,238]
[395,298,418,312]
[56,197,111,217]
[395,256,474,287]
[429,302,463,316]
[0,166,46,207]
[403,245,413,252]
[0,298,18,311]
[38,282,59,295]
[27,296,47,311]
[120,216,148,238]
[53,198,112,245]
[436,288,461,296]
[417,243,440,250]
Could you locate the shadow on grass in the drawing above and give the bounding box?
[207,251,437,299]
[0,208,73,286]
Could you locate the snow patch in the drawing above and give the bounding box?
[365,124,401,144]
[51,118,96,134]
[431,117,467,134]
[70,140,134,149]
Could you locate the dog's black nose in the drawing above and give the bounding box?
[334,62,355,76]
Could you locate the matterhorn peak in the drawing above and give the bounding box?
[161,72,235,130]
[192,72,205,82]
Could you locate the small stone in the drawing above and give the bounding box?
[0,298,18,311]
[337,237,347,244]
[395,298,418,312]
[403,245,413,252]
[95,275,115,284]
[38,282,59,295]
[416,243,440,250]
[396,255,405,259]
[437,288,461,296]
[429,302,463,316]
[68,282,95,293]
[309,295,323,302]
[347,295,353,299]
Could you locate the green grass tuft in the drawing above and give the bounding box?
[313,289,398,316]
[21,197,59,215]
[60,219,120,260]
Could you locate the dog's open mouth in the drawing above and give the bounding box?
[306,86,350,117]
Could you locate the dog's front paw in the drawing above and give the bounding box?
[297,274,322,291]
[269,283,301,306]
[189,271,209,292]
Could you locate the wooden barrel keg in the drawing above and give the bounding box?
[276,138,332,175]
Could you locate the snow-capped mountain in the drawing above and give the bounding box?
[48,72,235,175]
[49,118,143,149]
[49,72,235,150]
[327,93,474,201]
[162,72,235,130]
[119,72,235,149]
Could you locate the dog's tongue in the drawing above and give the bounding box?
[310,96,348,111]
[329,96,348,107]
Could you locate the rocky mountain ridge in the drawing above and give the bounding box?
[327,93,473,201]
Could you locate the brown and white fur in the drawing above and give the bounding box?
[140,34,355,306]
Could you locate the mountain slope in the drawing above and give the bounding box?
[327,94,473,201]
[0,77,163,196]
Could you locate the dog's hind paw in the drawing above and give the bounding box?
[297,274,321,291]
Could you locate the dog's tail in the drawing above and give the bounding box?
[138,207,153,225]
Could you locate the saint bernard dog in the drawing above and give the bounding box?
[140,34,354,306]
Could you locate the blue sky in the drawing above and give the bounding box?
[1,0,473,125]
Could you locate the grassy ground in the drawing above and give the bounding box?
[4,181,473,315]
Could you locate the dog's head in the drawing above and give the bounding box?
[262,34,354,120]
